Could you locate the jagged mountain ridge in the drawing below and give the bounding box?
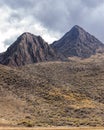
[0,25,104,67]
[0,32,61,66]
[51,25,104,58]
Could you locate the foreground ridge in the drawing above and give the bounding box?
[0,55,104,126]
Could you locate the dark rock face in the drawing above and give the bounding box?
[51,25,104,58]
[0,25,104,67]
[0,32,60,66]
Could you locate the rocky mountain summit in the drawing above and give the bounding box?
[0,25,104,67]
[0,32,60,66]
[51,25,104,58]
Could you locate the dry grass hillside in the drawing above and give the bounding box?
[0,54,104,127]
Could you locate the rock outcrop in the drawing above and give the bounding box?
[51,25,104,58]
[0,32,60,66]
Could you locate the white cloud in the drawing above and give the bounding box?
[0,6,12,52]
[0,0,104,52]
[0,5,60,53]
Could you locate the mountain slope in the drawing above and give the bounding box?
[0,55,104,127]
[51,25,104,58]
[0,32,61,66]
[0,25,104,67]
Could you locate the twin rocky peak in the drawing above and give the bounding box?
[0,25,104,66]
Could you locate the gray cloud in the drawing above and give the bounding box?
[0,0,32,9]
[3,35,19,46]
[82,0,104,7]
[0,0,104,52]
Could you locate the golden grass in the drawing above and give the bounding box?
[0,58,104,126]
[0,127,104,130]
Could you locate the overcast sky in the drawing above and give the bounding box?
[0,0,104,52]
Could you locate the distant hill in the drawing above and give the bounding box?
[0,32,61,66]
[51,25,104,58]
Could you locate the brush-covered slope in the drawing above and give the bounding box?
[0,55,104,127]
[51,25,104,58]
[0,32,61,66]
